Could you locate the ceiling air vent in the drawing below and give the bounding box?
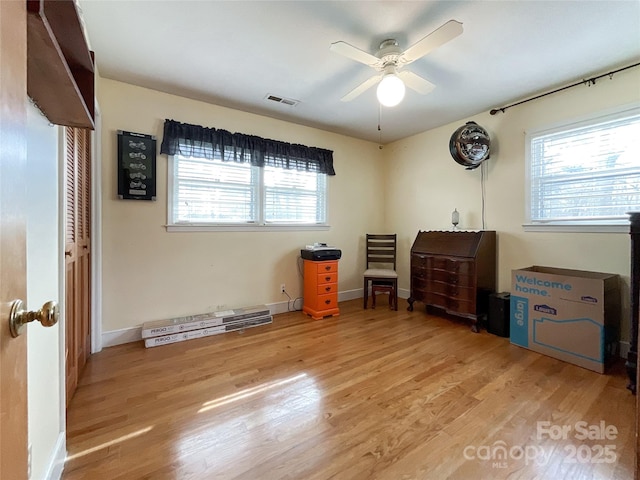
[265,94,299,107]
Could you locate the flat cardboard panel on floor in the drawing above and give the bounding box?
[510,266,620,373]
[144,315,273,348]
[142,305,271,338]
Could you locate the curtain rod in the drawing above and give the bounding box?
[489,62,640,116]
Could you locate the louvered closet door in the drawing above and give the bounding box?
[76,128,91,377]
[65,127,92,406]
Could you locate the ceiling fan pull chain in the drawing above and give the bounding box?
[378,103,383,149]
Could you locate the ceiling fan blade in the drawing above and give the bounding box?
[340,75,381,102]
[330,41,381,67]
[400,20,463,65]
[397,70,435,95]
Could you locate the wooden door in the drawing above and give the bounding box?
[65,127,91,405]
[0,0,29,478]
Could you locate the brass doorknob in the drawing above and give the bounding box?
[9,299,59,337]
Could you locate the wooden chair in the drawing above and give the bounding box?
[371,283,396,309]
[363,234,398,310]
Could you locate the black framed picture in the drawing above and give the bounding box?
[117,130,157,200]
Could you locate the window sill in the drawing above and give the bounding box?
[165,223,331,232]
[522,223,629,233]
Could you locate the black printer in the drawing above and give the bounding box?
[300,243,342,261]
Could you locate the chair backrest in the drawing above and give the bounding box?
[366,234,397,271]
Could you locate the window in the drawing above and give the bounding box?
[526,104,640,231]
[160,119,334,231]
[263,165,326,223]
[169,154,327,229]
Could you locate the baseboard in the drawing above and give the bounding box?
[265,298,303,315]
[339,288,366,302]
[45,432,66,480]
[102,326,142,347]
[103,288,410,347]
[267,288,409,314]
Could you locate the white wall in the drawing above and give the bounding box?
[98,79,384,334]
[26,104,64,479]
[98,67,639,345]
[385,67,640,342]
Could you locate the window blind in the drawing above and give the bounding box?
[263,166,326,223]
[170,155,327,226]
[529,109,640,223]
[173,155,257,223]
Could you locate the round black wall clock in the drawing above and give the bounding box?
[449,121,491,170]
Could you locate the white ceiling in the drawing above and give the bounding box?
[78,1,640,144]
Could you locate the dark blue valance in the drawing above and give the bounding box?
[160,119,335,175]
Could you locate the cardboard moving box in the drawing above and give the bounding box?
[510,266,620,373]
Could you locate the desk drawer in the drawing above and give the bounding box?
[426,280,474,299]
[411,266,428,280]
[313,261,338,274]
[447,297,475,315]
[429,270,474,287]
[317,272,337,285]
[432,257,474,275]
[317,283,337,295]
[412,254,430,269]
[317,293,338,310]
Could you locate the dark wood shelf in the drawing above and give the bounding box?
[27,0,94,129]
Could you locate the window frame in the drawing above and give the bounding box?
[166,154,330,232]
[524,102,640,233]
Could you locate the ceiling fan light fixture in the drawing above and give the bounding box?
[376,72,405,107]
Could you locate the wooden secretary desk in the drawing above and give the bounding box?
[408,230,496,332]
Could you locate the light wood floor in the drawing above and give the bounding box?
[63,299,635,480]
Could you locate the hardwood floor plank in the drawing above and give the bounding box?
[63,299,635,479]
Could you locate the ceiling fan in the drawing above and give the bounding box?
[330,20,463,107]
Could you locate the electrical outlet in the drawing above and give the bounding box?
[280,284,286,294]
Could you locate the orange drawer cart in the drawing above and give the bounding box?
[303,259,339,319]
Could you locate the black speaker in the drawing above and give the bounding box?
[488,292,510,337]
